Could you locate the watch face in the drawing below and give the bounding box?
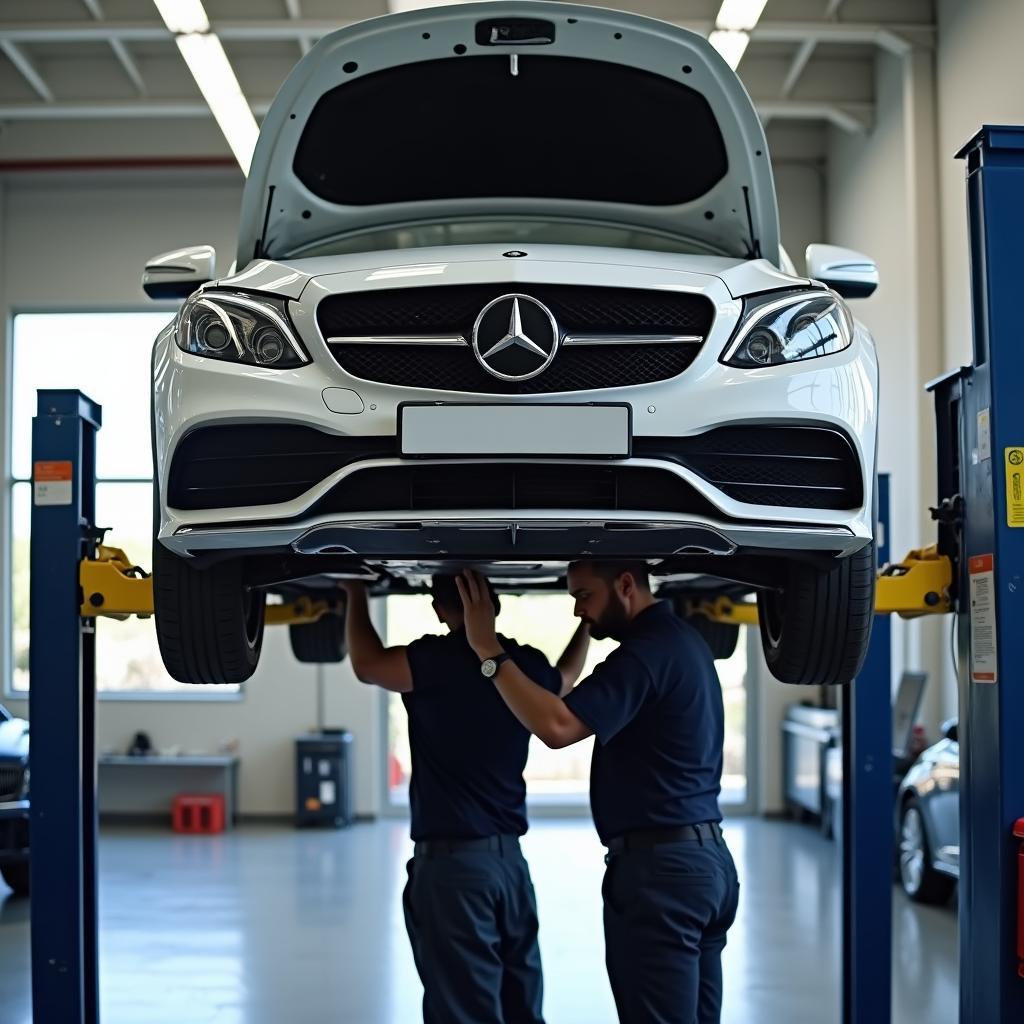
[481,659,497,678]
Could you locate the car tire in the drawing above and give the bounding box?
[1,861,29,897]
[153,539,265,685]
[757,541,875,686]
[289,611,347,664]
[898,798,956,905]
[677,606,740,660]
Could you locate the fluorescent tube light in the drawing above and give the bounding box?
[153,0,210,34]
[715,0,769,32]
[175,33,259,175]
[709,29,750,70]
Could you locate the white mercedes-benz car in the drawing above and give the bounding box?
[148,2,879,687]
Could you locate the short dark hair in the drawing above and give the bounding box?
[430,573,502,616]
[568,559,651,592]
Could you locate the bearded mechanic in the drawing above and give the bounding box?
[457,561,741,1024]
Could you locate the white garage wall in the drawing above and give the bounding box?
[773,161,825,277]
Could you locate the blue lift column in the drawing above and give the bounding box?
[954,125,1024,1023]
[842,474,893,1024]
[29,390,102,1023]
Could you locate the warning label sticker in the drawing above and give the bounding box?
[33,460,73,506]
[968,553,997,684]
[1006,447,1024,527]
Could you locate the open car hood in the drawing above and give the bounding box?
[237,2,780,269]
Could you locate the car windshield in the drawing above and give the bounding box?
[288,219,724,259]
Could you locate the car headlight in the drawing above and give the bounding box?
[722,289,854,368]
[176,292,309,368]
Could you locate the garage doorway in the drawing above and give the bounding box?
[382,594,752,813]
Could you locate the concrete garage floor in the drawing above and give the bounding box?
[0,818,956,1024]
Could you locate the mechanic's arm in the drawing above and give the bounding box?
[457,571,592,749]
[555,621,590,696]
[341,582,412,693]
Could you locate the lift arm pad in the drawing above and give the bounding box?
[689,545,953,626]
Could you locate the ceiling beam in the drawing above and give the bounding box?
[782,38,816,97]
[110,38,146,95]
[751,21,933,55]
[0,19,934,50]
[756,99,873,134]
[282,0,310,57]
[0,100,273,120]
[0,40,54,103]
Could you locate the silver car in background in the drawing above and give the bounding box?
[896,719,959,905]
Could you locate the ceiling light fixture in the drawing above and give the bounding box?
[708,29,751,70]
[709,0,767,70]
[715,0,769,33]
[153,0,259,176]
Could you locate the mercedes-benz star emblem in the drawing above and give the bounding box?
[472,294,560,381]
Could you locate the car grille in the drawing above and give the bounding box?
[310,463,721,518]
[635,425,863,510]
[317,283,713,394]
[0,765,24,801]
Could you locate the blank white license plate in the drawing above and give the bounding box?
[400,404,631,457]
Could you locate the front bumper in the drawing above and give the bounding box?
[153,258,878,566]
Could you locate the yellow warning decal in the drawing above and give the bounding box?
[1007,447,1024,527]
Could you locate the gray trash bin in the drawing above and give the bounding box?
[295,730,353,828]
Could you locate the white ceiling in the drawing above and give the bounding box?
[0,0,935,167]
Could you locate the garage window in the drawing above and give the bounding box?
[5,312,240,699]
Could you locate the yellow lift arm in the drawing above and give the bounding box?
[80,543,953,626]
[79,546,339,626]
[685,545,954,626]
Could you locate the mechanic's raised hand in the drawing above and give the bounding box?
[340,580,367,597]
[457,570,501,659]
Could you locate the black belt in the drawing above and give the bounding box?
[414,834,520,857]
[606,822,723,853]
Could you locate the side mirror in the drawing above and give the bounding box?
[941,718,958,743]
[142,245,216,300]
[805,244,878,299]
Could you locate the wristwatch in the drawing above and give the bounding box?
[480,652,511,678]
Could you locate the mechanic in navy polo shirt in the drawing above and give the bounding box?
[342,573,589,1024]
[457,561,740,1024]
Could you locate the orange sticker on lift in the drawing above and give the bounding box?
[968,554,997,683]
[33,460,73,506]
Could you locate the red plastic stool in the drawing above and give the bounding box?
[172,793,226,834]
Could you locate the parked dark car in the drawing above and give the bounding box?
[896,718,959,904]
[0,703,30,897]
